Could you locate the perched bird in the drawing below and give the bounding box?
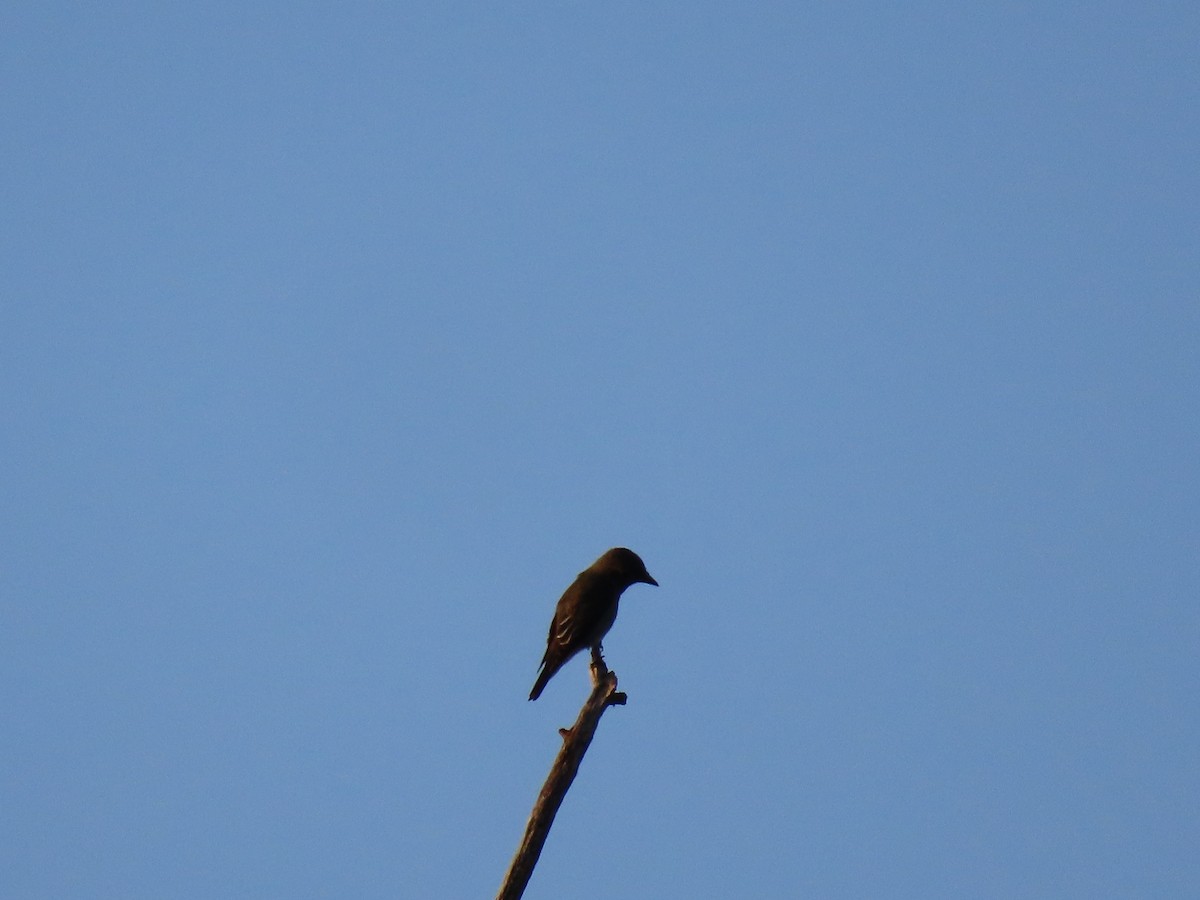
[528,548,658,701]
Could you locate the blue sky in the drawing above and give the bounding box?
[2,2,1197,897]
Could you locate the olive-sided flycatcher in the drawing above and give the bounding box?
[529,547,658,701]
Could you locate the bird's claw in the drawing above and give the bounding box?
[589,644,607,670]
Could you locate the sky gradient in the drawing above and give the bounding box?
[3,3,1198,897]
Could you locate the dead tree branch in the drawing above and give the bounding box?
[496,653,627,900]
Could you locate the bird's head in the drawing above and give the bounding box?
[600,547,659,588]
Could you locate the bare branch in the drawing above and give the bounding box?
[496,658,626,899]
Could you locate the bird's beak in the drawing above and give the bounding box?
[643,574,659,587]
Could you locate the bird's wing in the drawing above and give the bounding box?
[530,572,614,700]
[557,572,615,651]
[541,584,578,661]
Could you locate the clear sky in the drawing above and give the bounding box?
[3,3,1197,898]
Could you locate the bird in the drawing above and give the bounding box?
[528,548,658,701]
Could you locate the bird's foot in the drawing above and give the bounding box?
[589,644,608,674]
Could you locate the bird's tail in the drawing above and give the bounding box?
[528,662,553,701]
